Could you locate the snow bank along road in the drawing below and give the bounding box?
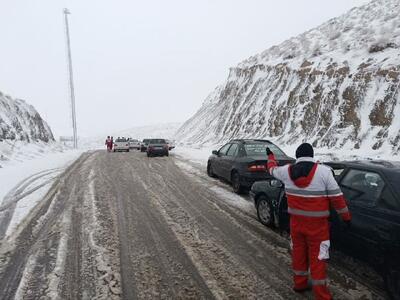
[0,150,386,299]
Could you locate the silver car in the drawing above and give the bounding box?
[129,138,140,150]
[113,137,130,152]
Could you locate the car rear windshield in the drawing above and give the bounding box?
[244,143,285,157]
[115,138,127,142]
[148,139,166,144]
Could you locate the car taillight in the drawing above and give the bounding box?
[248,164,266,172]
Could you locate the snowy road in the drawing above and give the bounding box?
[0,151,387,299]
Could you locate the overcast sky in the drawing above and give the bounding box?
[0,0,370,137]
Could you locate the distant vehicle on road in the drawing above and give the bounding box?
[207,139,294,194]
[113,137,130,152]
[166,139,175,150]
[250,160,400,298]
[129,138,140,150]
[140,139,151,152]
[147,139,169,157]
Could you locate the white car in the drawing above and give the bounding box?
[113,137,130,152]
[128,138,140,150]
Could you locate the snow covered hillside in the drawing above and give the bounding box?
[0,91,56,166]
[176,0,400,155]
[0,91,53,143]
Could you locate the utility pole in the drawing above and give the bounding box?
[63,8,78,149]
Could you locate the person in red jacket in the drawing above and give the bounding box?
[266,143,351,300]
[105,136,112,152]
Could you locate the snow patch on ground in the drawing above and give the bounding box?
[0,149,82,238]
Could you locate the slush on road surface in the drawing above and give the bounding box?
[0,151,385,299]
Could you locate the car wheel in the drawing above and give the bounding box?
[256,195,274,227]
[147,153,150,157]
[231,171,244,194]
[385,264,400,299]
[207,162,216,178]
[127,149,130,152]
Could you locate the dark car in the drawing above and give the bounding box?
[250,160,400,298]
[147,139,169,157]
[140,139,151,152]
[207,139,294,193]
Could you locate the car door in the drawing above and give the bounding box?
[221,143,239,180]
[213,143,231,177]
[333,168,385,261]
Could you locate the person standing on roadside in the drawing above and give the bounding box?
[266,143,351,300]
[105,136,111,152]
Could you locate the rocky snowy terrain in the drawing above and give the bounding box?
[0,91,56,166]
[176,0,400,155]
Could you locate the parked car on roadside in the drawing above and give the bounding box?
[207,139,294,194]
[166,139,175,150]
[140,139,151,152]
[113,137,130,152]
[147,139,169,157]
[250,160,400,298]
[129,138,140,150]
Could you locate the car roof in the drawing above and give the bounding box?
[229,139,273,144]
[326,160,400,174]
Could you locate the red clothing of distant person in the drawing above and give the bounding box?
[105,137,112,152]
[266,143,351,300]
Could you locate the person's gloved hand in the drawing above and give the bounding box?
[266,147,273,156]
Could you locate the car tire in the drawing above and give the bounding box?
[385,263,400,299]
[147,153,150,157]
[127,149,130,152]
[207,162,216,178]
[231,171,244,194]
[256,195,275,227]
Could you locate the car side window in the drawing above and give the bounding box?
[379,186,399,212]
[218,144,231,156]
[340,169,384,206]
[226,144,238,157]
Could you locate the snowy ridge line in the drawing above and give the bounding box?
[0,91,54,142]
[176,0,400,154]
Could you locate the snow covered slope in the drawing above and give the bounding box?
[176,0,400,154]
[0,91,55,166]
[0,92,53,143]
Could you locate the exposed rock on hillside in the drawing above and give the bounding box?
[0,91,54,143]
[177,0,400,153]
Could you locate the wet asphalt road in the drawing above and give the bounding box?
[0,150,387,299]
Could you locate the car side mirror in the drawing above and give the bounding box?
[269,179,283,188]
[212,150,219,155]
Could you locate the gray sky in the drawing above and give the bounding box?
[0,0,369,137]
